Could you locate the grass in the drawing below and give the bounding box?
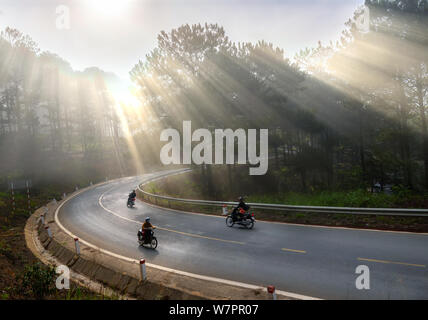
[248,190,405,208]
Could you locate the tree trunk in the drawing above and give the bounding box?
[358,108,366,185]
[416,74,428,187]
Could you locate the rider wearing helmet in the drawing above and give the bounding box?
[142,217,155,242]
[129,189,137,200]
[232,196,250,221]
[128,189,137,207]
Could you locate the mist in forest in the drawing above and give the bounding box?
[0,0,427,202]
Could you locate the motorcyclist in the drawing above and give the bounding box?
[142,217,155,242]
[232,196,250,221]
[128,189,137,205]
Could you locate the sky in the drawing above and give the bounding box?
[0,0,364,82]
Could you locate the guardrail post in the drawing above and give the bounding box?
[74,237,80,255]
[222,205,228,215]
[267,285,277,300]
[45,225,52,238]
[140,259,147,281]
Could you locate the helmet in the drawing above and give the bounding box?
[145,217,150,222]
[238,196,244,201]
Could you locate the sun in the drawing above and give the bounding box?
[109,84,141,110]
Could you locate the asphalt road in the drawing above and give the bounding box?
[57,170,428,299]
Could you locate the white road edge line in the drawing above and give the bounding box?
[54,173,321,301]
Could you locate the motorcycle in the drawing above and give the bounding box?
[137,228,158,249]
[127,197,136,208]
[226,208,255,229]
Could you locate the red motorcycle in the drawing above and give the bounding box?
[226,207,255,229]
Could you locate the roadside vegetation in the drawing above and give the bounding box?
[145,167,428,209]
[0,187,120,300]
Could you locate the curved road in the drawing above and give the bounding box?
[58,169,428,299]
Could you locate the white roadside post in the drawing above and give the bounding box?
[267,285,277,300]
[40,207,47,225]
[75,186,78,191]
[45,225,52,238]
[90,181,93,186]
[74,237,80,255]
[63,193,66,199]
[222,205,228,215]
[140,259,147,281]
[52,198,57,204]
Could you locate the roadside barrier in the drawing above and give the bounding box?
[40,207,47,225]
[140,259,147,281]
[74,237,81,255]
[45,225,52,238]
[222,205,228,215]
[267,285,277,300]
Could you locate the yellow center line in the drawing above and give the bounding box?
[99,193,245,245]
[155,226,245,245]
[281,248,306,254]
[357,257,426,268]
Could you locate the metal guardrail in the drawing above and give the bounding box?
[137,170,428,217]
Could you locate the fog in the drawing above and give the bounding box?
[0,0,427,200]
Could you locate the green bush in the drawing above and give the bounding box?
[19,263,56,299]
[0,293,10,300]
[0,240,14,260]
